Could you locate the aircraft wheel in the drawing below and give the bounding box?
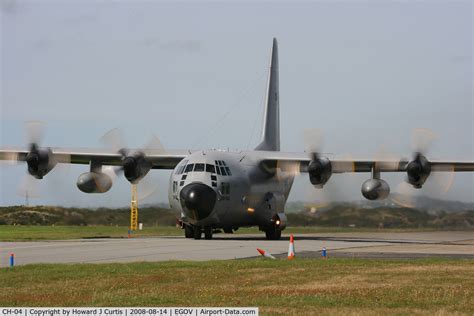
[265,228,281,240]
[223,227,233,234]
[275,229,282,240]
[184,225,194,238]
[193,226,202,240]
[204,227,213,240]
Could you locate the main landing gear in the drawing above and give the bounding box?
[184,224,213,240]
[184,224,194,238]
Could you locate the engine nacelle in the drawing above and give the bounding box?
[406,154,431,188]
[308,157,332,187]
[76,172,112,193]
[26,146,56,179]
[123,152,152,184]
[361,178,390,200]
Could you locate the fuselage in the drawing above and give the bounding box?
[168,150,294,232]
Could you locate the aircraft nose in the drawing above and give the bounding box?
[180,183,217,220]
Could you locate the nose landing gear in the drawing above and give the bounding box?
[204,227,213,240]
[263,214,283,240]
[193,226,202,240]
[265,228,282,240]
[184,224,194,239]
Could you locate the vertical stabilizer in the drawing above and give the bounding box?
[255,38,280,151]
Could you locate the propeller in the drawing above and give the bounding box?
[271,129,325,181]
[270,130,319,180]
[25,120,46,148]
[300,129,339,207]
[99,128,125,153]
[15,121,71,203]
[390,129,455,208]
[391,168,456,208]
[303,128,324,156]
[303,129,332,187]
[16,174,41,203]
[100,128,165,200]
[411,128,436,155]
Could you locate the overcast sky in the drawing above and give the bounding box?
[1,0,472,207]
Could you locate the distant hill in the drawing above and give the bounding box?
[285,196,473,229]
[0,205,177,226]
[287,207,473,229]
[0,203,472,229]
[286,196,474,214]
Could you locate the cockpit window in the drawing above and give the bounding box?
[220,166,227,176]
[216,165,221,175]
[176,160,186,174]
[225,167,232,176]
[206,164,216,173]
[184,164,194,173]
[194,163,205,172]
[178,164,186,174]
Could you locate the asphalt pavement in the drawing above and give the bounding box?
[1,231,472,266]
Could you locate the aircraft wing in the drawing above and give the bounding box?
[255,151,474,173]
[0,147,190,169]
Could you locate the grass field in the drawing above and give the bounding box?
[0,258,472,315]
[0,225,181,241]
[0,225,442,241]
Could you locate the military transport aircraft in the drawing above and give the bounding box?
[1,38,473,240]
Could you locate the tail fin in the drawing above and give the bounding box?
[255,38,280,152]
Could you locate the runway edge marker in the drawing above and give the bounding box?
[257,248,276,260]
[9,253,14,267]
[288,234,295,260]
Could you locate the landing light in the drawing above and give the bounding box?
[275,220,281,226]
[247,207,255,213]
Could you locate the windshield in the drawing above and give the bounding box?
[206,164,216,173]
[194,163,205,172]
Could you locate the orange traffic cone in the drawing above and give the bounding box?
[257,248,276,259]
[288,234,295,260]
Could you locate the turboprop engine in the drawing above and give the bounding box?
[406,153,431,188]
[26,144,56,179]
[308,156,332,187]
[121,152,152,184]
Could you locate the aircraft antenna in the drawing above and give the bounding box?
[191,69,266,148]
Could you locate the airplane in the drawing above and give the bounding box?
[1,38,473,240]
